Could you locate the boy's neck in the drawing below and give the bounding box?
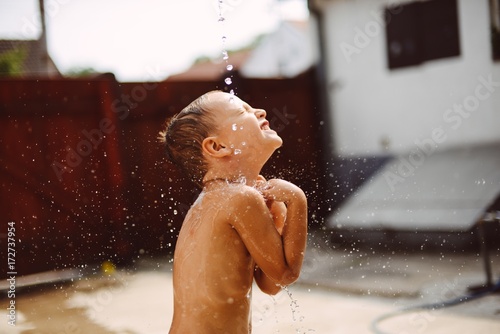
[203,169,260,187]
[203,177,249,188]
[203,152,272,187]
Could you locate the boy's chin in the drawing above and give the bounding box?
[271,137,283,150]
[268,130,282,141]
[261,132,283,151]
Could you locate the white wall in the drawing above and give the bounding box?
[318,0,500,156]
[240,21,317,78]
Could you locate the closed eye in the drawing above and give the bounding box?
[243,103,253,113]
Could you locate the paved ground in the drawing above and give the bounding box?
[1,230,499,333]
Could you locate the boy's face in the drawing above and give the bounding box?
[207,92,283,157]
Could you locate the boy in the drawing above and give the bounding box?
[159,91,307,333]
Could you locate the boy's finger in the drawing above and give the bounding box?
[254,180,270,193]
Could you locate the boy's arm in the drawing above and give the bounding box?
[231,180,307,288]
[266,179,308,283]
[254,200,288,294]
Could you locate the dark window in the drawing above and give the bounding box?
[385,0,460,69]
[491,0,500,60]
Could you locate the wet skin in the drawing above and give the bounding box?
[168,92,307,333]
[169,180,306,334]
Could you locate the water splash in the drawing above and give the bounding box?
[236,176,247,184]
[475,178,486,185]
[281,286,301,322]
[280,286,315,333]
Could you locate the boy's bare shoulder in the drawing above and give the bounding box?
[209,184,269,229]
[215,183,262,198]
[210,183,265,209]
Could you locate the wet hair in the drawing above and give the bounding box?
[158,91,219,187]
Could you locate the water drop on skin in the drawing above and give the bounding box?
[229,91,235,102]
[234,149,242,155]
[226,64,233,71]
[225,77,232,85]
[232,124,237,131]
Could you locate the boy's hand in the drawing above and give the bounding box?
[256,176,286,234]
[257,178,306,234]
[259,179,306,206]
[268,201,286,234]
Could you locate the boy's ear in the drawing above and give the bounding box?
[202,136,232,158]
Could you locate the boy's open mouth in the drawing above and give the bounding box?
[260,120,271,131]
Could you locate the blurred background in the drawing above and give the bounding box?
[1,0,500,333]
[1,0,500,324]
[0,0,324,275]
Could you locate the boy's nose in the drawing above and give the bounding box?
[255,109,266,118]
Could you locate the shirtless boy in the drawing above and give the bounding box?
[159,91,308,333]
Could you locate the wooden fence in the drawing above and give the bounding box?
[0,70,326,277]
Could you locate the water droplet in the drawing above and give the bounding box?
[234,149,242,155]
[475,178,486,185]
[222,51,228,60]
[225,77,232,85]
[232,124,237,131]
[226,64,233,71]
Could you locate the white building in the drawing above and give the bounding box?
[310,0,500,156]
[240,20,317,78]
[308,0,500,235]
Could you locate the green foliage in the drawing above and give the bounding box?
[0,46,28,77]
[65,67,97,77]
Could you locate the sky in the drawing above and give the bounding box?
[0,0,309,82]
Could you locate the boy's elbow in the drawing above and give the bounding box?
[261,283,282,296]
[259,273,297,295]
[279,269,300,286]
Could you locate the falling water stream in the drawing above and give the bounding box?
[217,0,235,96]
[282,285,315,333]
